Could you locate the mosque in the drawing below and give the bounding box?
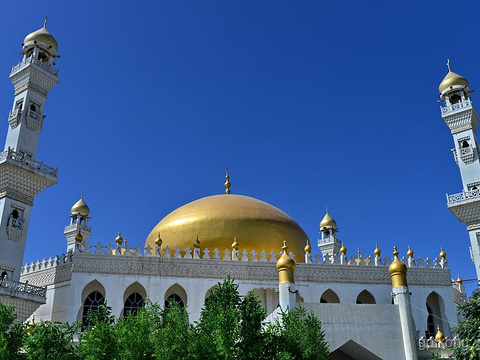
[0,23,475,360]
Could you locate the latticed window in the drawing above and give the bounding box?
[124,292,144,316]
[165,293,184,308]
[82,290,104,326]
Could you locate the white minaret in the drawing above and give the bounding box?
[317,209,341,257]
[276,241,296,311]
[0,21,59,281]
[440,61,480,281]
[64,197,91,252]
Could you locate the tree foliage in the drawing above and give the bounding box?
[453,288,480,359]
[0,278,329,360]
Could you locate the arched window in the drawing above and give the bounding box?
[462,140,469,148]
[426,304,435,337]
[425,292,447,338]
[320,289,340,303]
[124,292,144,316]
[356,290,376,304]
[82,290,104,326]
[165,293,184,308]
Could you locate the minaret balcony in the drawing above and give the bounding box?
[25,110,44,132]
[0,148,58,178]
[8,109,21,129]
[440,100,472,115]
[64,223,92,234]
[447,189,480,223]
[10,57,58,77]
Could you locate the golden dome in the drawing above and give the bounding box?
[389,247,408,288]
[439,247,447,260]
[374,244,381,257]
[115,232,123,245]
[24,25,58,52]
[276,242,295,283]
[340,242,347,255]
[406,245,414,258]
[71,198,90,215]
[304,240,312,254]
[146,194,309,261]
[439,71,469,94]
[320,212,336,228]
[435,325,445,343]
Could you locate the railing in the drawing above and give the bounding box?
[0,278,46,297]
[64,224,92,233]
[11,57,58,77]
[447,189,480,204]
[9,217,24,230]
[8,109,21,124]
[0,148,58,177]
[441,100,472,114]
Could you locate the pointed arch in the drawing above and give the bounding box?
[356,290,376,304]
[80,280,106,325]
[320,289,340,303]
[123,282,147,316]
[426,291,448,337]
[205,285,218,301]
[164,283,187,308]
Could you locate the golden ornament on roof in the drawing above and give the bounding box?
[71,197,90,215]
[320,212,336,228]
[276,242,295,284]
[231,237,239,250]
[224,167,231,194]
[24,17,58,52]
[115,232,123,245]
[456,274,463,285]
[339,242,347,256]
[193,235,201,248]
[374,244,381,257]
[439,64,469,94]
[75,232,83,243]
[439,247,447,260]
[406,245,414,258]
[389,246,408,288]
[304,240,312,254]
[435,325,445,343]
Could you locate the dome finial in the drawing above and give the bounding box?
[446,58,451,72]
[44,15,48,28]
[224,167,231,194]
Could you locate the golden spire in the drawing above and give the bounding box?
[339,242,347,255]
[231,237,239,250]
[155,233,162,246]
[193,235,201,248]
[44,15,48,28]
[224,167,231,194]
[115,232,123,245]
[446,58,451,72]
[435,325,445,343]
[374,244,381,257]
[75,231,83,243]
[389,246,408,288]
[304,239,312,254]
[406,245,414,258]
[276,241,295,283]
[439,247,447,260]
[456,274,463,285]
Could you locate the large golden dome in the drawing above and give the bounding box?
[146,194,309,261]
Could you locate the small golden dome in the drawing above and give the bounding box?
[155,233,162,247]
[374,244,381,257]
[439,70,469,94]
[231,237,239,250]
[24,23,58,52]
[435,325,445,343]
[304,240,312,254]
[406,245,414,258]
[456,274,463,285]
[75,233,83,243]
[71,198,90,215]
[339,242,347,255]
[439,247,447,260]
[389,247,408,288]
[320,212,336,228]
[115,232,123,245]
[193,235,201,248]
[276,242,295,283]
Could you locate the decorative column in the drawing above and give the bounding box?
[389,247,418,360]
[304,240,312,264]
[231,237,239,260]
[276,241,296,311]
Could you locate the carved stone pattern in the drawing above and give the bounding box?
[6,226,22,241]
[467,223,480,231]
[0,163,54,199]
[449,201,480,223]
[0,294,44,322]
[20,265,72,287]
[25,113,43,132]
[10,65,58,97]
[0,190,33,206]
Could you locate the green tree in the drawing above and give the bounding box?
[453,288,480,359]
[24,321,78,360]
[77,304,118,360]
[0,304,24,360]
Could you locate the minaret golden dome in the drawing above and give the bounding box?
[439,69,469,94]
[339,242,347,256]
[435,325,445,343]
[71,197,90,215]
[389,247,408,288]
[115,232,123,245]
[23,18,58,52]
[406,245,414,258]
[374,244,381,257]
[276,241,295,283]
[320,212,336,228]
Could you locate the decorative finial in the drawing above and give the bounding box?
[340,242,347,255]
[155,232,162,247]
[456,274,463,285]
[44,15,48,28]
[224,167,231,194]
[193,235,201,248]
[115,231,123,245]
[374,244,381,257]
[304,239,312,254]
[231,237,239,250]
[393,246,399,257]
[282,240,288,251]
[75,230,83,243]
[407,245,414,258]
[81,191,84,199]
[435,325,445,343]
[439,247,447,260]
[447,59,451,72]
[325,205,328,213]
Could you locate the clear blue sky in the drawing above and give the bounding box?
[1,1,479,293]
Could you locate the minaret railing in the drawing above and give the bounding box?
[10,57,59,77]
[446,189,480,204]
[0,148,58,177]
[440,100,472,114]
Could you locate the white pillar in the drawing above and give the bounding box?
[392,286,418,360]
